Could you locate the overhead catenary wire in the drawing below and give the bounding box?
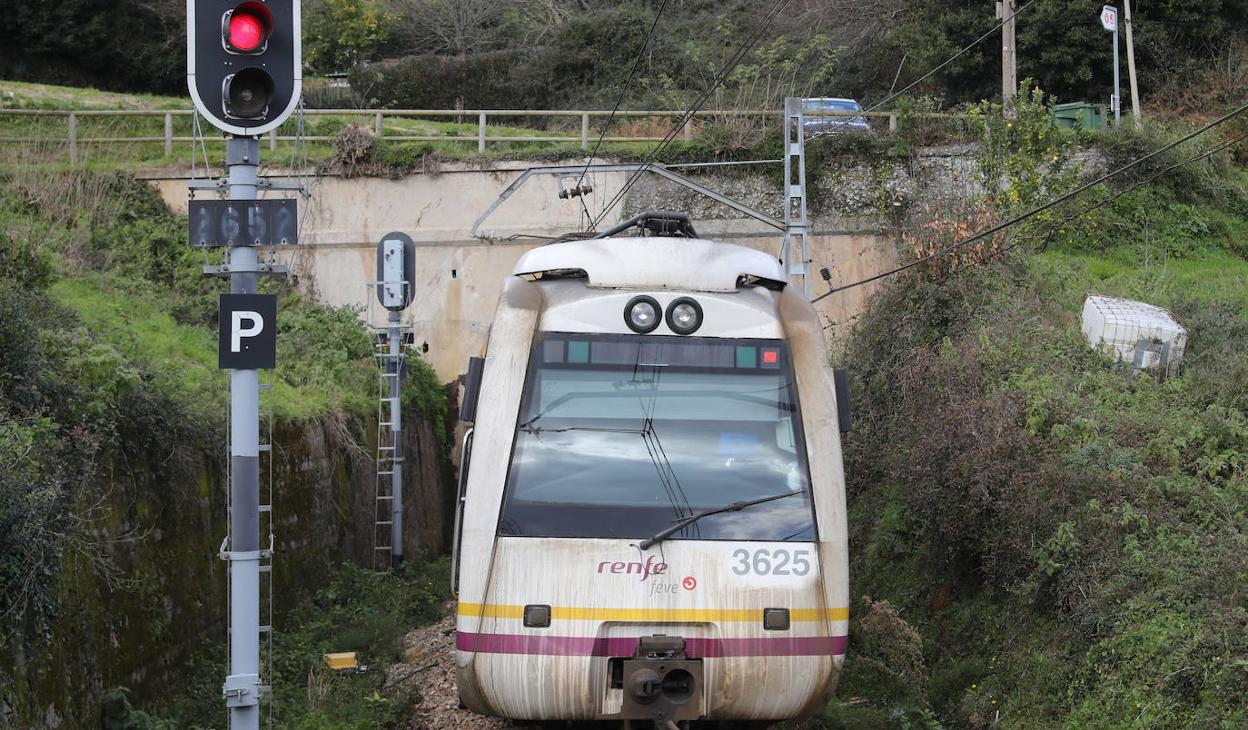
[588,0,795,230]
[819,130,1248,337]
[811,100,1248,304]
[574,0,671,205]
[589,0,1035,231]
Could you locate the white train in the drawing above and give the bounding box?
[452,213,851,728]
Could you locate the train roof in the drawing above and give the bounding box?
[512,236,786,292]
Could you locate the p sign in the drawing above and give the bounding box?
[219,294,277,369]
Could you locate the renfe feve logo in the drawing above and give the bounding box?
[597,557,697,595]
[597,556,668,581]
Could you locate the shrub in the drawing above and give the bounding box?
[350,50,554,110]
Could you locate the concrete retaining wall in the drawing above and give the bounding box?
[149,160,901,382]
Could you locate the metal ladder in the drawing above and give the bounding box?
[257,370,275,725]
[372,337,404,572]
[223,368,277,724]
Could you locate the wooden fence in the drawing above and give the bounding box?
[0,107,967,165]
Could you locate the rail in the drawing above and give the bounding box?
[0,107,970,165]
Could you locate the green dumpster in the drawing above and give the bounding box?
[1053,102,1107,131]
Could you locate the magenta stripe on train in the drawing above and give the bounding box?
[456,632,848,657]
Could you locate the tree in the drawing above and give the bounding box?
[403,0,507,57]
[304,0,397,74]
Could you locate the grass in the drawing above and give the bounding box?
[50,273,363,421]
[0,79,188,110]
[1035,246,1248,309]
[0,80,663,170]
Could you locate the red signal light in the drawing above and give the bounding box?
[223,3,273,54]
[762,349,779,364]
[229,13,265,52]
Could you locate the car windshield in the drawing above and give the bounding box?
[806,99,860,112]
[497,333,817,542]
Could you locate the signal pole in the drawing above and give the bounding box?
[187,2,302,725]
[1001,0,1017,109]
[374,233,415,570]
[223,136,263,730]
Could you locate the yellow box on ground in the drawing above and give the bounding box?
[323,652,358,671]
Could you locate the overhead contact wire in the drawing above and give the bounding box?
[590,0,794,229]
[575,0,671,205]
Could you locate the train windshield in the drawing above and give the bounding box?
[497,333,816,542]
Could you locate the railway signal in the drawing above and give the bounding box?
[187,3,303,728]
[187,0,302,136]
[374,233,416,570]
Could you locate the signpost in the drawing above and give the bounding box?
[1101,5,1121,125]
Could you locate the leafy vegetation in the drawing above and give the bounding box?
[0,195,208,647]
[0,155,449,725]
[12,0,1246,119]
[118,559,450,729]
[820,91,1248,729]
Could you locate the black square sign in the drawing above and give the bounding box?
[189,199,298,247]
[219,294,277,369]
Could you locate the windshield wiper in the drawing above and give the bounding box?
[638,490,802,550]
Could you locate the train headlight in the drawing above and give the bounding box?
[624,295,662,334]
[665,297,703,335]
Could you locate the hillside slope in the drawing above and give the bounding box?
[823,104,1248,729]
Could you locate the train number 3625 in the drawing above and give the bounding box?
[730,548,812,576]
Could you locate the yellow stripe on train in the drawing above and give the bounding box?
[458,603,849,622]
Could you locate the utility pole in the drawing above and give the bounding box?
[1123,0,1142,127]
[1001,0,1017,109]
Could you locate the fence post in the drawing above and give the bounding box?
[478,112,486,153]
[68,113,78,166]
[889,114,898,133]
[268,129,277,151]
[581,113,589,150]
[375,111,383,137]
[684,117,693,143]
[164,113,173,156]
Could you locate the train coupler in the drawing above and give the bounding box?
[605,635,704,725]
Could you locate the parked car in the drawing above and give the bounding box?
[801,98,873,135]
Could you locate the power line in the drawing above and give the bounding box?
[574,0,671,199]
[819,131,1248,338]
[588,0,794,230]
[589,0,1035,230]
[807,0,1041,142]
[811,100,1248,304]
[1038,131,1248,241]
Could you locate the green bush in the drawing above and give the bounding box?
[351,50,554,110]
